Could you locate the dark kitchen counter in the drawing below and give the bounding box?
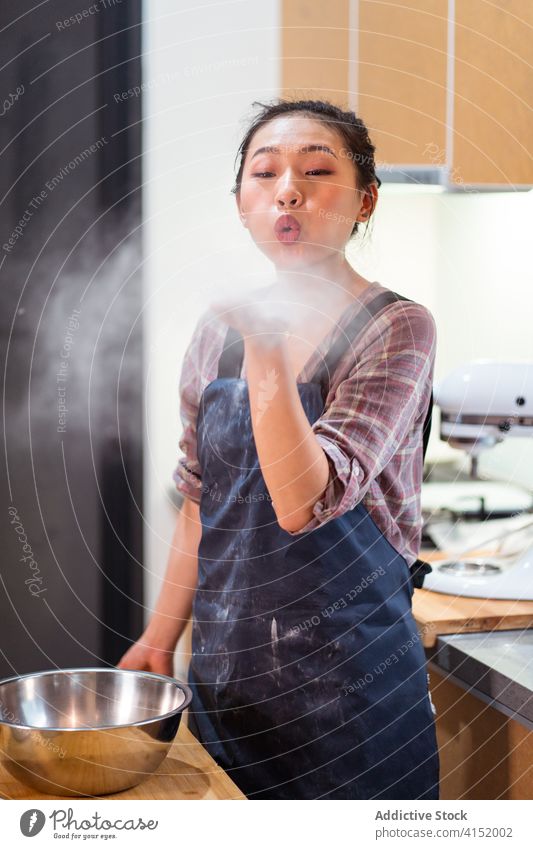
[428,629,533,730]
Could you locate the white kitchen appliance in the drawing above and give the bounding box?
[423,360,533,600]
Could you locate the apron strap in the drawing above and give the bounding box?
[217,326,245,378]
[309,288,413,403]
[307,287,435,591]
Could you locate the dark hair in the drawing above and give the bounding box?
[230,98,381,238]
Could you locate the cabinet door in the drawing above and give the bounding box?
[281,0,351,106]
[453,0,533,186]
[358,0,448,167]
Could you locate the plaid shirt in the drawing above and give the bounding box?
[173,281,437,568]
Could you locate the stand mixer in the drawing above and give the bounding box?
[422,360,533,600]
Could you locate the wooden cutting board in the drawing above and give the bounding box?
[413,549,533,647]
[0,718,246,800]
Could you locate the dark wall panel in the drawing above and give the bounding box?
[0,1,144,677]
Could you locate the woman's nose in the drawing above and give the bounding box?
[276,192,302,208]
[275,177,303,208]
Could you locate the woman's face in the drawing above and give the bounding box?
[235,114,378,270]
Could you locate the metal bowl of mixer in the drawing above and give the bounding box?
[0,667,193,797]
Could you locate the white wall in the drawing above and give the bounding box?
[143,3,533,676]
[432,189,533,487]
[360,186,533,483]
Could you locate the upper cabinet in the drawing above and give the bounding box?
[281,0,533,188]
[357,0,448,170]
[281,0,351,105]
[453,0,533,186]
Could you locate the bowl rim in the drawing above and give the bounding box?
[0,666,193,732]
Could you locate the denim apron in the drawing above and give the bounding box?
[186,289,439,799]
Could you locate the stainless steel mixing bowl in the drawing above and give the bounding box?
[0,667,193,797]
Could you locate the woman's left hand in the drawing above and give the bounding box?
[210,289,291,340]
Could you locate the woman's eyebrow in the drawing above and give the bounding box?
[251,144,338,160]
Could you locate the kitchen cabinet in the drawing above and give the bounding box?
[281,0,350,105]
[281,0,533,186]
[429,664,533,800]
[357,0,448,169]
[453,0,533,186]
[417,543,533,798]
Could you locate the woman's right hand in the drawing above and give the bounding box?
[116,498,200,679]
[116,632,175,677]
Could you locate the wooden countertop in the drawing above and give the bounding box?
[0,719,247,800]
[414,548,533,647]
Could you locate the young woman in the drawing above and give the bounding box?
[118,99,439,800]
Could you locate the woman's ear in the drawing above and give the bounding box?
[235,191,249,229]
[355,183,378,222]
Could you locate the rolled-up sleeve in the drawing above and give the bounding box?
[284,303,437,535]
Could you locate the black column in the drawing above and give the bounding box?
[0,0,144,676]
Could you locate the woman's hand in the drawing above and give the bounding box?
[210,288,291,339]
[116,631,175,677]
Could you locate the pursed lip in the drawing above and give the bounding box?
[274,214,301,236]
